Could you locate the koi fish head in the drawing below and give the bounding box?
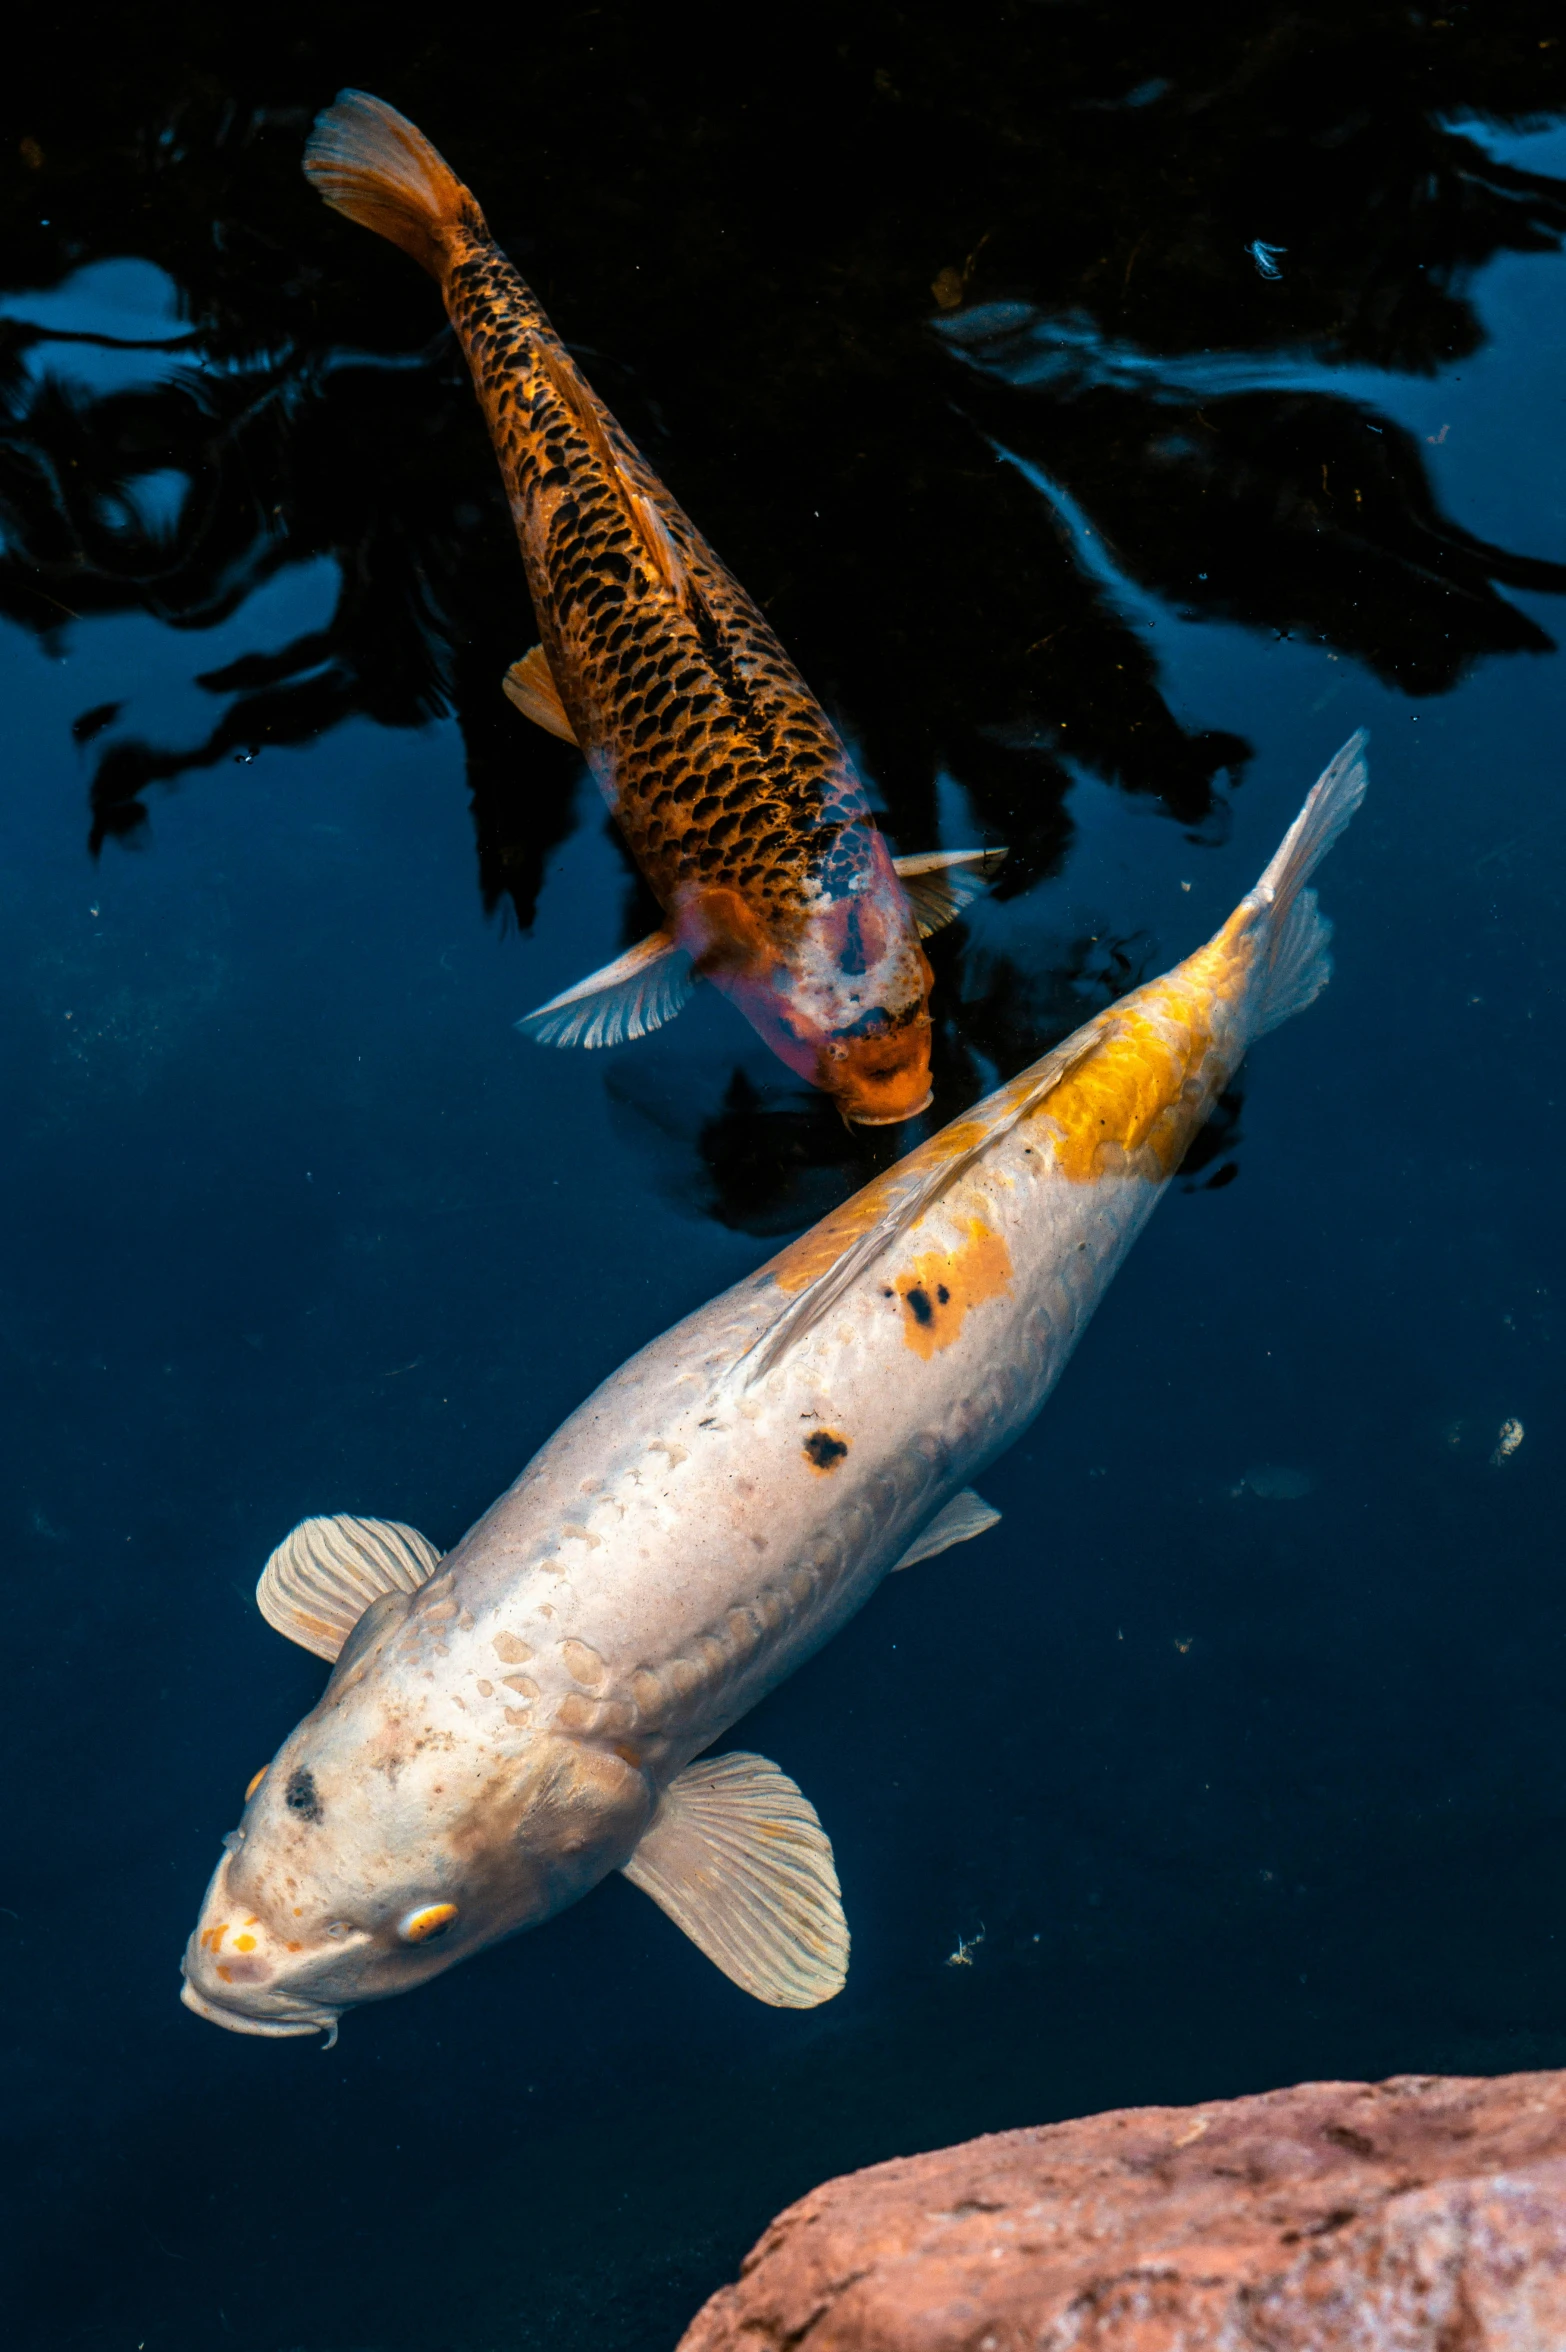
[814,992,935,1126]
[180,1602,652,2039]
[687,830,935,1125]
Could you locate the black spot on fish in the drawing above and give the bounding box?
[285,1768,321,1823]
[803,1430,849,1471]
[905,1286,934,1327]
[937,1284,950,1304]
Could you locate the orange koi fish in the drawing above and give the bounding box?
[303,92,1003,1123]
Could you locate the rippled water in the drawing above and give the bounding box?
[4,9,1566,2345]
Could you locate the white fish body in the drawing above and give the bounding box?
[181,736,1366,2040]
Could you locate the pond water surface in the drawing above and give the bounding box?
[5,7,1566,2346]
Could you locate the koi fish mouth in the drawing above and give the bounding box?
[830,1040,935,1126]
[180,1864,351,2038]
[179,1969,340,2039]
[819,998,935,1127]
[848,1088,934,1126]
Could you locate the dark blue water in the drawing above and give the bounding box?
[5,10,1566,2345]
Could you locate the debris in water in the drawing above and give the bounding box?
[1232,1465,1314,1501]
[1491,1418,1524,1465]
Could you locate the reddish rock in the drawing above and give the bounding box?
[678,2072,1566,2350]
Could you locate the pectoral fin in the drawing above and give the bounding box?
[517,929,696,1049]
[621,1751,849,2008]
[890,1487,1001,1570]
[257,1515,443,1661]
[893,847,1009,937]
[503,646,580,745]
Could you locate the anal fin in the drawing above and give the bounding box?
[893,847,1008,938]
[621,1751,849,2008]
[517,929,696,1049]
[257,1515,443,1661]
[890,1488,1001,1570]
[503,646,579,745]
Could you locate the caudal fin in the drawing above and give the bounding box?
[1250,731,1368,1039]
[303,90,481,277]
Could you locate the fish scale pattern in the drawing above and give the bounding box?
[441,233,875,926]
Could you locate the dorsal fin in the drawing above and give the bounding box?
[257,1514,443,1661]
[734,1027,1100,1390]
[537,345,688,602]
[629,489,687,601]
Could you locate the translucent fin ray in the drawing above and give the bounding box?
[1253,731,1368,921]
[302,91,477,277]
[621,1751,848,2008]
[257,1514,443,1662]
[892,847,1009,938]
[517,930,696,1050]
[1248,731,1367,1036]
[503,647,579,745]
[890,1488,1002,1570]
[1254,888,1333,1038]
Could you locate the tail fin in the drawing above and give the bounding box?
[1249,731,1368,1039]
[303,91,481,277]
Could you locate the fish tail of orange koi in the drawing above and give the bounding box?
[303,90,482,279]
[1247,728,1368,1039]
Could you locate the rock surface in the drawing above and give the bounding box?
[677,2071,1566,2350]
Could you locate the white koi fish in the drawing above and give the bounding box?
[181,735,1366,2039]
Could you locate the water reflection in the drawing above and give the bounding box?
[4,11,1566,2347]
[2,11,1563,1220]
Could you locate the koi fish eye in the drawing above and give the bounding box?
[244,1767,267,1801]
[399,1902,459,1945]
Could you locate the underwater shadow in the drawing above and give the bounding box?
[2,1,1563,1221]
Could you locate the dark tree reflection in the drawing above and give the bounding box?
[3,1,1564,1225]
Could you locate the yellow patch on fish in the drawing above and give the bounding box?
[764,1114,998,1300]
[767,1176,908,1298]
[1033,981,1222,1183]
[893,1216,1013,1359]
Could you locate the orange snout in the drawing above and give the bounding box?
[824,1014,934,1126]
